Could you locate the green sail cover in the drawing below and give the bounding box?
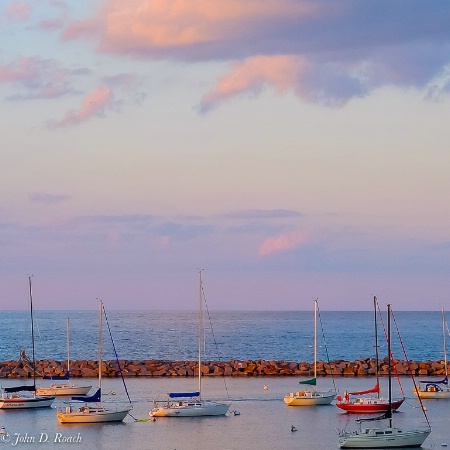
[299,378,316,386]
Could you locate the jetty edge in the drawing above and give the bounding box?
[0,358,447,378]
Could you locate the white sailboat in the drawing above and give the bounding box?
[56,300,132,423]
[338,304,431,448]
[36,318,92,396]
[0,276,55,409]
[284,299,336,406]
[150,270,230,417]
[414,306,450,399]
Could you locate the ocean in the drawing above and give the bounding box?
[0,310,445,362]
[0,310,448,449]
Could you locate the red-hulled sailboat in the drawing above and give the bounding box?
[336,296,404,414]
[336,383,404,413]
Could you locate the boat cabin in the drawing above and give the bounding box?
[361,428,403,436]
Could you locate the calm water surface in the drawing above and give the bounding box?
[0,377,448,449]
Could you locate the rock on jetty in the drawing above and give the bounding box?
[0,358,448,378]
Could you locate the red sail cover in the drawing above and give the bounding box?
[349,383,380,396]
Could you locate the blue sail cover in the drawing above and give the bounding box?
[43,372,70,380]
[72,388,101,402]
[169,391,200,398]
[420,375,448,385]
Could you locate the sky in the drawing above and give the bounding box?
[1,0,450,311]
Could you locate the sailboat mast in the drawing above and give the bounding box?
[99,300,103,392]
[387,303,392,427]
[198,270,203,398]
[442,307,447,377]
[374,296,380,398]
[67,318,70,375]
[28,276,37,390]
[314,299,317,385]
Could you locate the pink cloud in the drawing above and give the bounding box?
[29,192,71,204]
[160,236,171,247]
[5,2,31,20]
[258,231,308,257]
[0,57,38,83]
[107,228,121,248]
[37,17,65,31]
[0,56,72,99]
[62,17,98,41]
[62,0,322,54]
[47,0,68,8]
[199,55,310,112]
[47,87,114,128]
[198,54,373,111]
[55,1,450,110]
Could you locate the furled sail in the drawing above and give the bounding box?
[299,378,316,386]
[4,385,35,393]
[43,372,70,380]
[168,392,200,398]
[420,375,448,385]
[349,383,380,395]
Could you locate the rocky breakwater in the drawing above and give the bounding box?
[0,357,449,378]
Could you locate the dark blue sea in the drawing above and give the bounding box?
[0,310,445,363]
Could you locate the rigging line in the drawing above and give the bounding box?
[338,409,353,433]
[26,277,44,378]
[127,411,148,422]
[16,348,44,377]
[35,323,43,353]
[375,300,405,397]
[390,308,431,429]
[200,282,231,401]
[316,302,337,393]
[28,276,37,389]
[101,303,132,405]
[443,311,450,366]
[33,320,45,377]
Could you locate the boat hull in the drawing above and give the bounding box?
[336,398,404,413]
[339,428,430,448]
[57,405,131,423]
[414,386,450,399]
[0,396,55,409]
[36,385,92,396]
[284,391,335,406]
[415,389,450,399]
[150,401,230,417]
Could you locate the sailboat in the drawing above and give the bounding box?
[284,299,336,406]
[56,300,132,423]
[36,318,92,396]
[338,304,431,448]
[414,306,450,399]
[150,270,230,417]
[0,276,55,409]
[336,297,404,413]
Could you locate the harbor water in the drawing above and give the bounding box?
[0,377,448,449]
[0,310,449,449]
